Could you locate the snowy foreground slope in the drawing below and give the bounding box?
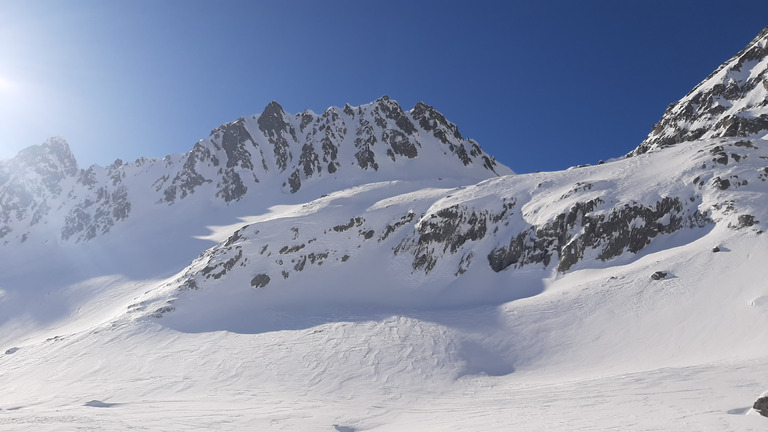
[2,31,768,431]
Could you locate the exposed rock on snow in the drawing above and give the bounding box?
[250,273,271,288]
[487,196,711,273]
[729,214,759,229]
[754,396,768,417]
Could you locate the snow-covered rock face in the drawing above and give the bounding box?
[630,27,768,155]
[159,96,505,202]
[123,28,768,321]
[0,137,80,242]
[0,97,508,245]
[139,133,766,323]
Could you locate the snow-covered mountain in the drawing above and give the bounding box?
[1,29,768,431]
[630,27,768,155]
[0,96,505,246]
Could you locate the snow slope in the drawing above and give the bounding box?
[0,196,766,431]
[2,30,768,431]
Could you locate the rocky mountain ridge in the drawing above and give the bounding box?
[630,26,768,155]
[0,97,507,245]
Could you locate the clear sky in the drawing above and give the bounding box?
[1,1,767,174]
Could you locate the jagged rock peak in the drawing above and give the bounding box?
[257,101,289,133]
[15,136,79,177]
[263,100,285,116]
[630,27,768,156]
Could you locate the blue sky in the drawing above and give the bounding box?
[1,1,767,173]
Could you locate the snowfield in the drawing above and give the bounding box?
[0,228,766,431]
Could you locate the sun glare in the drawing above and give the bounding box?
[0,76,16,94]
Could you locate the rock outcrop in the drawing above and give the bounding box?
[754,395,768,417]
[630,27,768,155]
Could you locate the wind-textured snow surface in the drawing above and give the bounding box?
[2,30,768,430]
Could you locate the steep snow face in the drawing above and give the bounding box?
[631,27,768,155]
[0,97,509,247]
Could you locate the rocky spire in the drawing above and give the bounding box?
[257,101,296,172]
